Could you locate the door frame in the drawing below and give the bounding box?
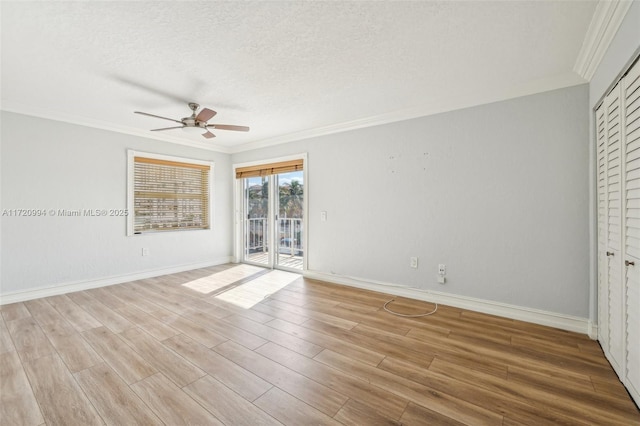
[233,153,308,272]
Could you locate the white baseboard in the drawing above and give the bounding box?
[304,270,592,335]
[588,322,599,341]
[0,257,234,305]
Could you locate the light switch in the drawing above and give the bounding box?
[321,211,327,222]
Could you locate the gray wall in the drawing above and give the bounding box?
[588,1,640,321]
[233,85,591,317]
[1,112,233,295]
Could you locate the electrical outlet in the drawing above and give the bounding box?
[438,275,446,284]
[142,248,149,256]
[438,264,446,275]
[410,257,418,268]
[320,211,327,222]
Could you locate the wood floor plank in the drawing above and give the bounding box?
[7,317,55,362]
[223,314,324,357]
[303,318,436,369]
[296,278,392,308]
[257,341,408,420]
[0,351,44,426]
[67,291,135,333]
[266,299,358,330]
[400,401,466,426]
[254,387,343,426]
[429,357,638,425]
[1,302,31,322]
[214,340,349,416]
[184,375,282,425]
[183,309,268,349]
[22,353,103,425]
[334,399,402,426]
[384,356,595,425]
[458,310,593,348]
[46,294,102,332]
[119,327,206,387]
[127,281,195,315]
[25,297,103,372]
[267,288,340,308]
[47,330,103,373]
[0,317,16,354]
[591,374,635,398]
[266,317,386,366]
[220,302,275,323]
[74,363,163,426]
[115,304,180,341]
[252,301,310,324]
[507,364,630,410]
[85,286,128,310]
[131,372,224,425]
[24,297,77,336]
[156,312,228,348]
[303,302,413,336]
[409,325,606,381]
[315,349,503,425]
[194,295,271,322]
[82,326,156,384]
[109,283,166,313]
[163,333,273,401]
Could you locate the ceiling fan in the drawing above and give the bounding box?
[134,102,249,139]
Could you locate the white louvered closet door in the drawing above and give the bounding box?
[623,59,640,404]
[596,104,610,353]
[605,83,625,376]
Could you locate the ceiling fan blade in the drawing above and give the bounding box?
[134,111,183,124]
[196,108,217,122]
[207,124,250,132]
[150,126,184,131]
[202,131,216,139]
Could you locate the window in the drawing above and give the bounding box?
[127,151,212,235]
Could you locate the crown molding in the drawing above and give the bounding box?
[3,71,587,156]
[574,0,634,81]
[229,72,586,153]
[0,101,233,154]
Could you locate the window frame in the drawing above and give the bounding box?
[127,150,214,236]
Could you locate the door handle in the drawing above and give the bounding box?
[606,251,614,257]
[625,260,635,267]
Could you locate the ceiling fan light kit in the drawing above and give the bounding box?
[134,102,249,139]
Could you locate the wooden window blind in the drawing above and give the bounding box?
[133,156,210,233]
[235,159,303,179]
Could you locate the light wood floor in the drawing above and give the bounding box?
[1,264,638,425]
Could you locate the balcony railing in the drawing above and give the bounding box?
[246,217,303,256]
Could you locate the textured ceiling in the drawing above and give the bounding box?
[1,1,598,153]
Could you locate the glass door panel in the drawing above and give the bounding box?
[276,171,303,270]
[243,176,270,266]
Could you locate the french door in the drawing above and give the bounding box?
[238,160,304,272]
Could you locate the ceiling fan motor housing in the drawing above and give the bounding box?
[182,117,205,127]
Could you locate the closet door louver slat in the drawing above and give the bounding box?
[623,60,640,404]
[605,84,625,376]
[597,104,610,351]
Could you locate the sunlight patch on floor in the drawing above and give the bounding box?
[181,264,265,294]
[215,270,300,309]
